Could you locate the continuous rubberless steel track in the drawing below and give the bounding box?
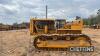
[28,39,100,56]
[33,34,91,51]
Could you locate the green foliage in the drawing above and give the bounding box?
[83,9,100,25]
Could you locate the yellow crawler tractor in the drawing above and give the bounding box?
[30,18,91,50]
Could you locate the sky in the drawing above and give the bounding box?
[0,0,100,24]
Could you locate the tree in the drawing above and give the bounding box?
[83,9,100,25]
[97,9,100,15]
[13,22,18,26]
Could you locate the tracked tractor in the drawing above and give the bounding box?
[30,18,91,50]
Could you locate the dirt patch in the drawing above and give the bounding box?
[0,29,30,56]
